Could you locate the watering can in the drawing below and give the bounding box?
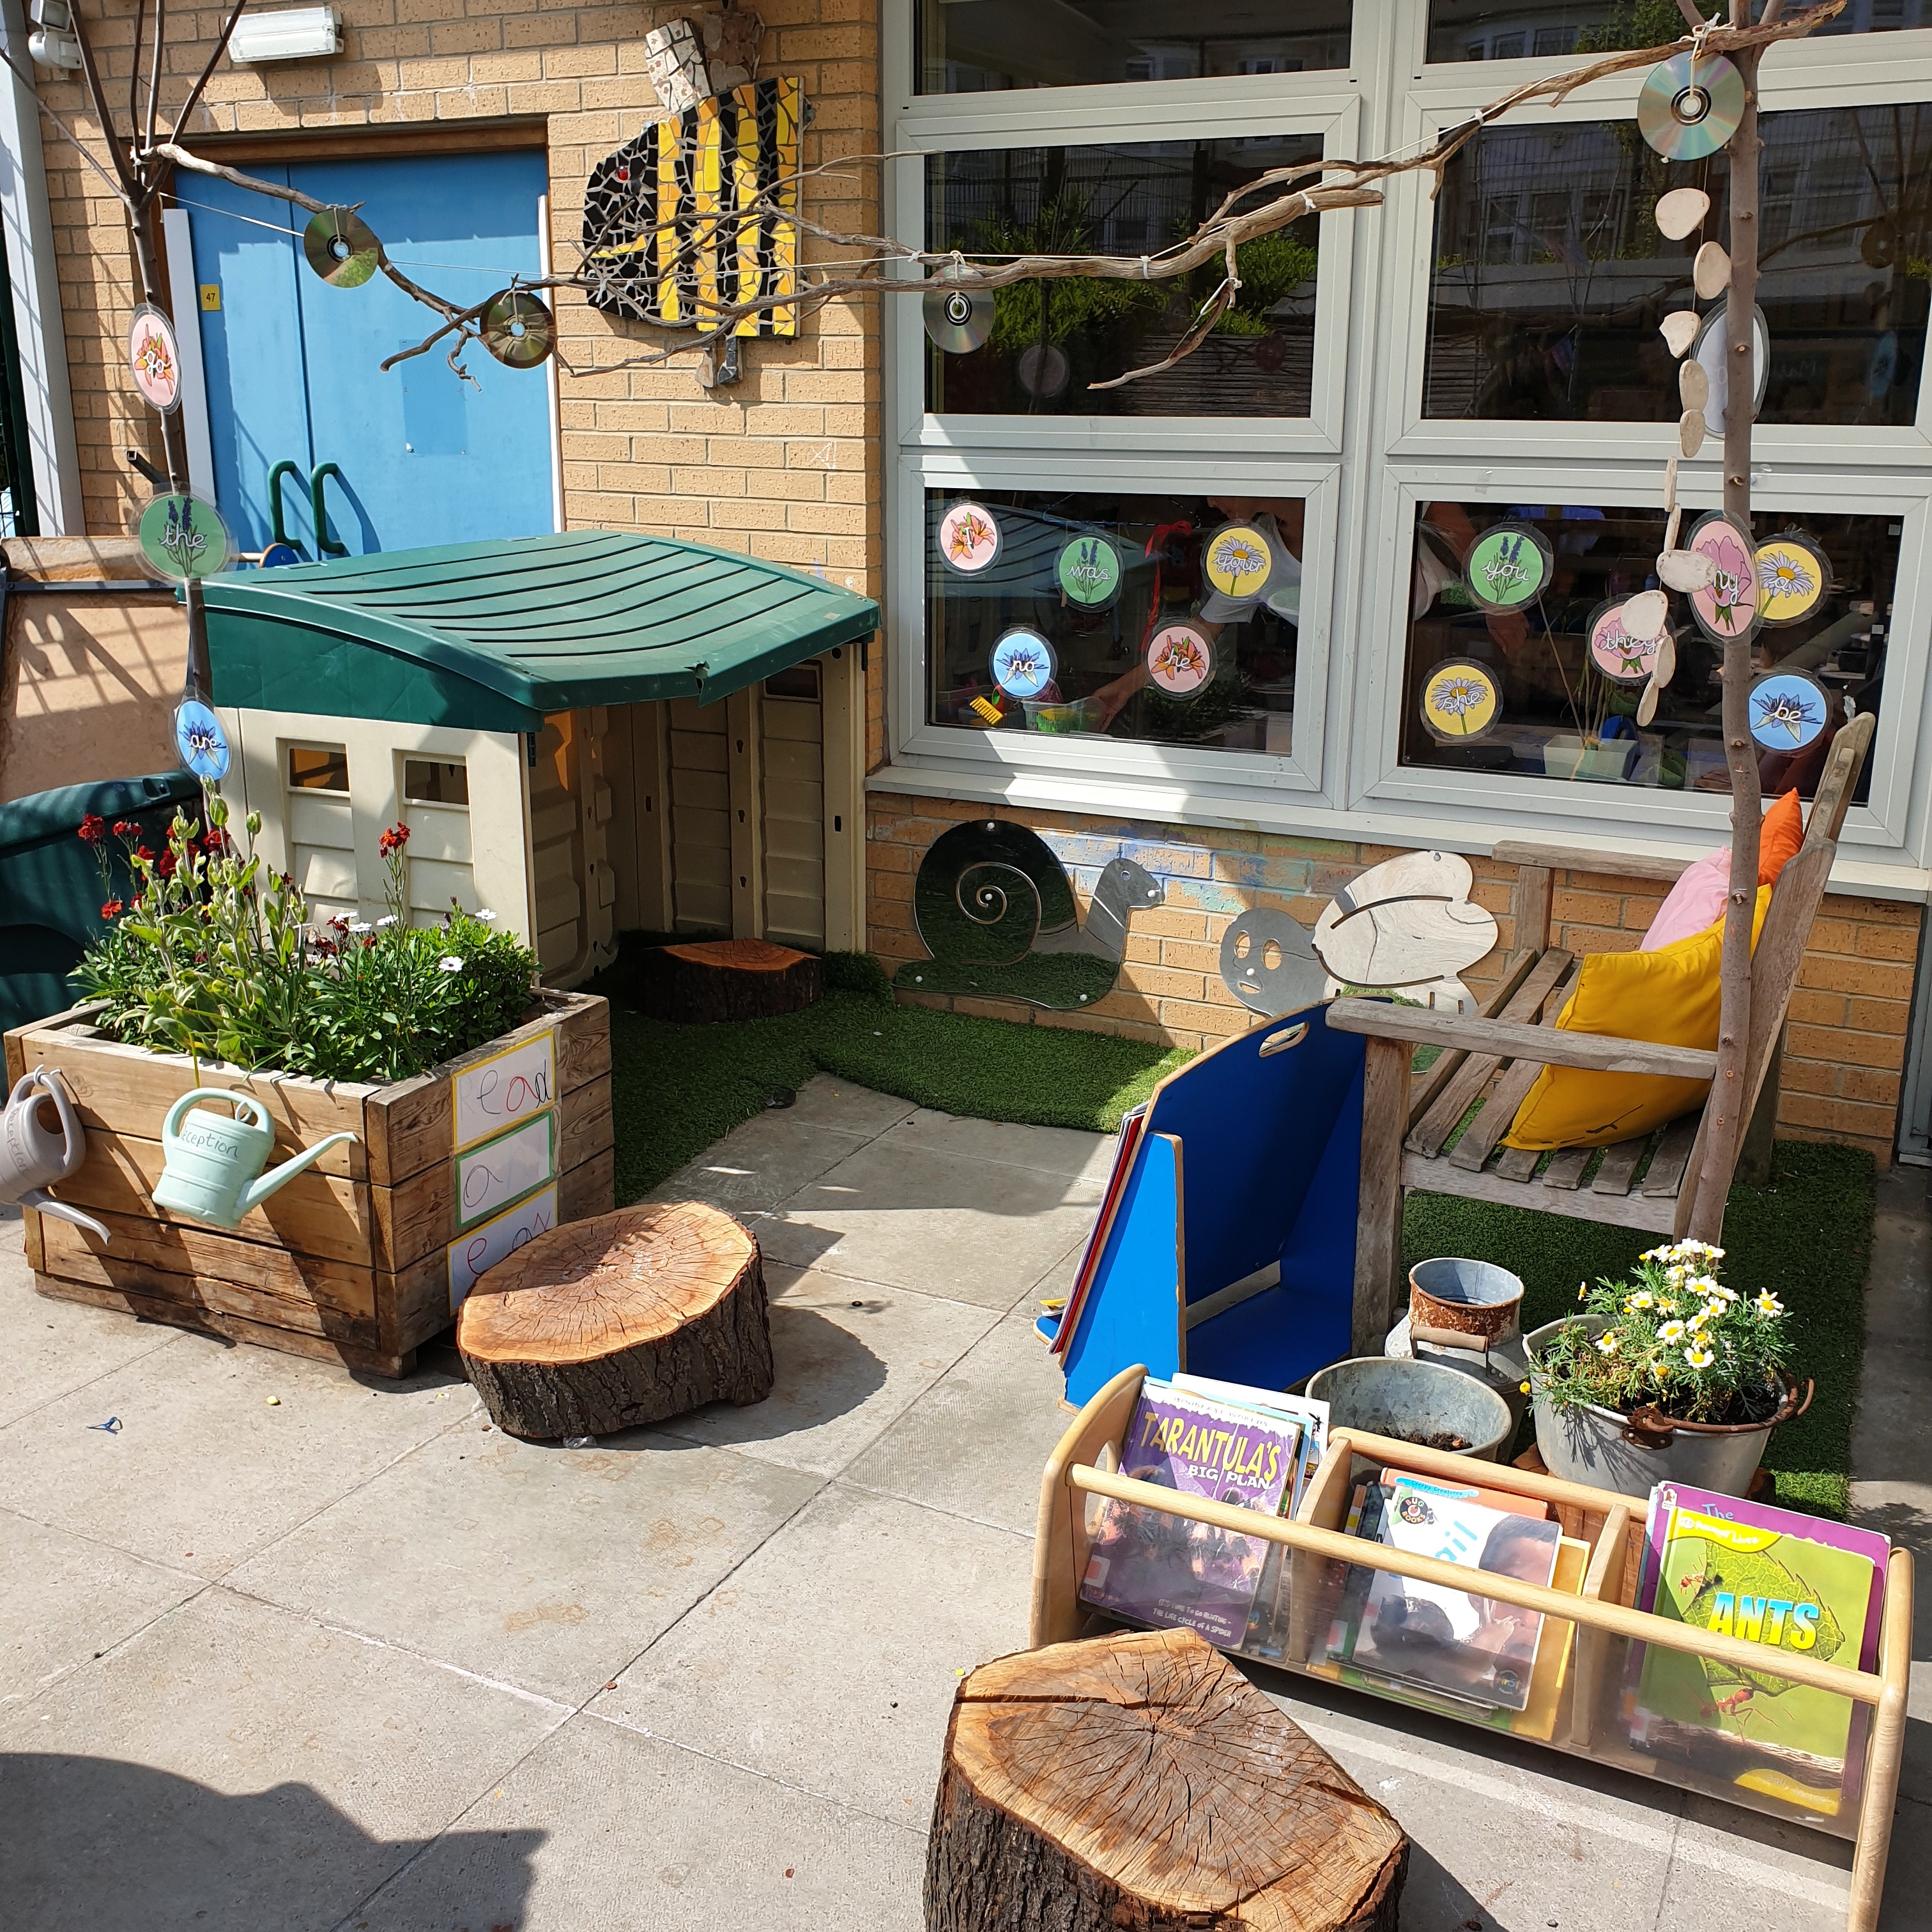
[152,1087,358,1230]
[0,1069,111,1242]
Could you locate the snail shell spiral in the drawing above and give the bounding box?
[914,820,1078,969]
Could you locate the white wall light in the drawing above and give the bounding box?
[229,5,343,63]
[27,0,84,70]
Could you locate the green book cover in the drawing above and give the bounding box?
[1634,1504,1874,1786]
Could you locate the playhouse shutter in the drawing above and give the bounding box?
[667,697,733,933]
[759,676,825,950]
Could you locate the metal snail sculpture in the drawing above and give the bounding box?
[909,821,1162,1011]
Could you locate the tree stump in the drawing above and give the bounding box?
[456,1202,774,1439]
[636,939,824,1024]
[925,1628,1407,1932]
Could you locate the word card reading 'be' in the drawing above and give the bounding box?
[448,1183,558,1314]
[454,1029,556,1154]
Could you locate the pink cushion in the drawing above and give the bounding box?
[1641,848,1729,950]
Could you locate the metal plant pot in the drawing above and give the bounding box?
[1307,1354,1515,1462]
[1524,1315,1811,1499]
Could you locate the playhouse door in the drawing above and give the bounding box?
[186,150,553,556]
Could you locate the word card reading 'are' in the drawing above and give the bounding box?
[448,1183,558,1314]
[454,1029,556,1154]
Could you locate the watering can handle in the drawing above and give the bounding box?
[1409,1322,1492,1361]
[29,1070,86,1183]
[163,1087,270,1142]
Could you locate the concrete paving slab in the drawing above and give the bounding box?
[877,1107,1116,1182]
[647,1113,891,1214]
[225,1413,822,1706]
[845,1310,1071,1535]
[598,1482,1031,1827]
[0,1329,471,1581]
[0,1586,564,1932]
[756,1138,1101,1309]
[0,1510,202,1707]
[353,1706,925,1932]
[654,1265,997,1477]
[778,1074,919,1138]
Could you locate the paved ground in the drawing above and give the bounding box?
[0,1077,1924,1931]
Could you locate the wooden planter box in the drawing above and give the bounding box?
[3,991,615,1377]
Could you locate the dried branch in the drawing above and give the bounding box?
[168,0,250,150]
[153,142,361,218]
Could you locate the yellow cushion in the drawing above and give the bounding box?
[1503,886,1772,1152]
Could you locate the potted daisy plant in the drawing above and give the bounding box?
[1524,1241,1811,1499]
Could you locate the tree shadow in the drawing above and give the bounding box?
[0,1756,542,1932]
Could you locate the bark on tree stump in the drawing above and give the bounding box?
[636,939,824,1024]
[455,1202,774,1439]
[925,1628,1407,1932]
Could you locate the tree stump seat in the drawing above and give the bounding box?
[456,1201,774,1439]
[636,938,824,1023]
[926,1627,1408,1932]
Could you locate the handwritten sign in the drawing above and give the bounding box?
[448,1183,557,1314]
[454,1029,555,1154]
[456,1113,555,1230]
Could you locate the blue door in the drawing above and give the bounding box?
[187,151,554,556]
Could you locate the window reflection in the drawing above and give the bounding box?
[926,137,1324,416]
[1427,0,1927,63]
[917,0,1351,93]
[1425,110,1932,425]
[928,489,1305,755]
[1401,502,1894,801]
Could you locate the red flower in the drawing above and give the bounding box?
[78,815,106,844]
[135,845,156,865]
[202,829,227,854]
[100,899,123,919]
[112,820,134,838]
[378,823,411,857]
[157,848,177,878]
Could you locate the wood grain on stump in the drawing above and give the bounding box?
[456,1202,774,1439]
[636,939,824,1024]
[925,1628,1407,1932]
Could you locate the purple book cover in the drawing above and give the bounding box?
[1079,1386,1300,1648]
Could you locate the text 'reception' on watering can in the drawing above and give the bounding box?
[1,1070,111,1243]
[153,1088,358,1230]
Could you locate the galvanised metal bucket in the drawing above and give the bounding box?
[1307,1354,1515,1462]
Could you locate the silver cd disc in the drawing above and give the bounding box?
[1637,50,1745,160]
[923,280,993,355]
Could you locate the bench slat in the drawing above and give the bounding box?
[1591,1135,1651,1197]
[1641,1114,1703,1199]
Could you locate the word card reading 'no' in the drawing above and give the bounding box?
[454,1029,556,1154]
[448,1183,558,1314]
[456,1112,555,1230]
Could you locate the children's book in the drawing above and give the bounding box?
[1173,1374,1329,1512]
[1628,1485,1885,1818]
[1051,1103,1148,1354]
[1080,1382,1301,1648]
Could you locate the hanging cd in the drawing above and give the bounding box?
[174,698,231,783]
[1637,50,1745,160]
[1419,657,1501,743]
[990,627,1055,700]
[1685,510,1759,643]
[923,278,993,356]
[1690,304,1769,438]
[1586,599,1658,685]
[1464,519,1551,612]
[480,289,555,369]
[127,303,181,414]
[1754,530,1831,627]
[1749,669,1830,753]
[135,491,231,582]
[937,501,1000,574]
[1056,531,1123,611]
[1146,622,1213,698]
[1202,523,1275,602]
[302,208,383,289]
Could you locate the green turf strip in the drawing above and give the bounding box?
[604,956,1871,1514]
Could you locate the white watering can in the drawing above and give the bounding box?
[0,1070,111,1243]
[151,1088,358,1230]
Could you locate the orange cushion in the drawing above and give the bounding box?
[1503,886,1772,1152]
[1758,789,1803,886]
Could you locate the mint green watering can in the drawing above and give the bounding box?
[151,1087,358,1230]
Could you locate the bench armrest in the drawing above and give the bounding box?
[1326,997,1717,1082]
[1491,839,1690,885]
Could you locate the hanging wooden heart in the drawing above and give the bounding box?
[1655,187,1711,240]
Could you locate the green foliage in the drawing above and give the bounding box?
[72,807,538,1084]
[1577,0,1708,54]
[822,949,895,1004]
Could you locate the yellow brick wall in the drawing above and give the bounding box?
[868,793,1920,1167]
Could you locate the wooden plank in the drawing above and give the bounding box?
[1490,839,1690,884]
[1330,997,1717,1081]
[1847,1546,1916,1932]
[1404,948,1542,1132]
[1353,1036,1409,1356]
[1569,1506,1630,1749]
[1510,863,1554,961]
[1591,1136,1650,1197]
[1029,1363,1144,1649]
[560,1144,615,1223]
[1446,972,1576,1177]
[1804,709,1875,851]
[1402,1152,1677,1232]
[1640,1114,1703,1199]
[1494,1144,1540,1181]
[1541,1148,1593,1190]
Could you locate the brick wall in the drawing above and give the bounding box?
[869,793,1920,1167]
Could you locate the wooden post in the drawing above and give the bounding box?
[1353,1036,1410,1355]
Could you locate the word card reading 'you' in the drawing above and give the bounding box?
[454,1029,556,1154]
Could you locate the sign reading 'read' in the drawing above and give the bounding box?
[453,1029,556,1154]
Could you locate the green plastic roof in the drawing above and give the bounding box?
[198,530,879,732]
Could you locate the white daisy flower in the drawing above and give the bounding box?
[1596,1334,1619,1354]
[1658,1320,1687,1342]
[1755,1292,1784,1317]
[1685,1346,1715,1369]
[477,908,497,921]
[1627,1292,1653,1310]
[348,920,372,934]
[377,914,400,929]
[438,954,464,972]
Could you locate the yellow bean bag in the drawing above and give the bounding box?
[1503,885,1771,1151]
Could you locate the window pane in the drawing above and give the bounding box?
[926,137,1324,416]
[1427,0,1928,63]
[928,487,1306,756]
[1425,109,1931,427]
[288,745,348,792]
[1400,502,1893,802]
[402,758,469,805]
[917,0,1351,93]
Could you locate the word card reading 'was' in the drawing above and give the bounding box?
[448,1183,558,1314]
[454,1029,556,1154]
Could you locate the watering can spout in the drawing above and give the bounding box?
[238,1130,361,1216]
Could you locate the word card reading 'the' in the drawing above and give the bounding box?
[454,1029,555,1154]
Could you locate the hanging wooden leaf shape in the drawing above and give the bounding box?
[1660,311,1701,357]
[1658,548,1715,592]
[1679,408,1706,457]
[1623,588,1669,640]
[1655,187,1711,241]
[1637,675,1660,727]
[1652,630,1678,690]
[1663,456,1679,514]
[1694,241,1731,299]
[1680,360,1711,412]
[1664,504,1682,552]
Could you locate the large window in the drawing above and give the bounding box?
[1427,0,1929,64]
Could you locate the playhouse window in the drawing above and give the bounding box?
[287,745,348,792]
[404,759,470,806]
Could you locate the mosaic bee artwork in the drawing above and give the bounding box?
[581,77,801,337]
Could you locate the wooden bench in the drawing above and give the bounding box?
[1328,712,1875,1351]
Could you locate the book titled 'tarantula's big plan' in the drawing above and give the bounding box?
[1078,1381,1301,1648]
